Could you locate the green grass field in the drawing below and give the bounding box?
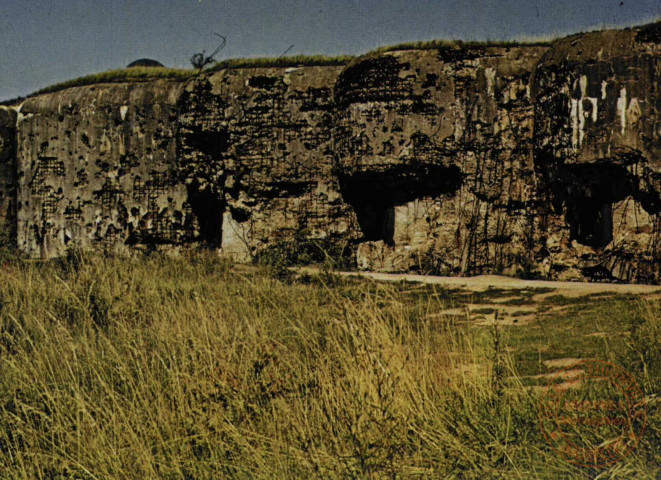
[0,252,658,479]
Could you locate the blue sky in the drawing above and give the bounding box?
[1,0,660,100]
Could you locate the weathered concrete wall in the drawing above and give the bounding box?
[0,107,17,241]
[335,45,549,277]
[16,81,192,257]
[178,66,358,261]
[4,21,661,282]
[533,22,661,282]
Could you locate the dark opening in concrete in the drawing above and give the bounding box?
[187,182,223,247]
[351,202,395,244]
[339,163,462,244]
[184,128,229,159]
[556,164,639,249]
[567,195,613,248]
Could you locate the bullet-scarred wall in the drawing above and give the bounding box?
[15,81,192,257]
[533,22,661,282]
[2,21,661,282]
[334,45,548,277]
[177,65,358,261]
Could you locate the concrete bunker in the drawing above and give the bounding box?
[3,21,661,281]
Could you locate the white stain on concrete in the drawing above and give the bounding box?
[15,110,33,125]
[570,76,593,149]
[588,97,598,123]
[580,75,588,98]
[571,99,579,149]
[617,87,627,135]
[485,67,496,97]
[578,101,586,146]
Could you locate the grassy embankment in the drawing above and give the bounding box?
[372,38,553,53]
[0,252,658,479]
[30,55,354,97]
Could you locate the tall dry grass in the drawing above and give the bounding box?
[0,252,657,479]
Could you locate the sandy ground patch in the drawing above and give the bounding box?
[309,270,661,297]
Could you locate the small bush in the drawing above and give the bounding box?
[255,230,355,267]
[0,222,18,265]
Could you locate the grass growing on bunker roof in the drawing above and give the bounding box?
[373,37,554,53]
[208,54,355,71]
[30,55,354,97]
[33,67,197,95]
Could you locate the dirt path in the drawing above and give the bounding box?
[295,267,661,327]
[312,269,661,297]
